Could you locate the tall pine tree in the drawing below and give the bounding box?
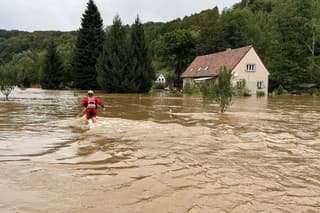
[73,0,104,89]
[130,16,154,93]
[41,42,64,89]
[97,15,129,93]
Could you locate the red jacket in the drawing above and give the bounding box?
[81,96,104,109]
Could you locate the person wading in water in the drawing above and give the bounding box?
[81,90,105,123]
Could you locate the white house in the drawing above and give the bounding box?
[155,73,166,84]
[181,45,270,95]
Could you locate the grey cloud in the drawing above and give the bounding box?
[0,0,238,31]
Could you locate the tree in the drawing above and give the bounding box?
[196,7,227,55]
[306,0,320,57]
[305,56,320,83]
[269,0,314,89]
[0,64,17,100]
[57,33,77,87]
[10,50,42,87]
[97,15,129,93]
[201,67,233,113]
[73,0,104,89]
[130,16,154,93]
[156,29,196,85]
[40,42,64,89]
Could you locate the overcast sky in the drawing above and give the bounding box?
[0,0,239,32]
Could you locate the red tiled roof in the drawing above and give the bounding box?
[181,45,252,78]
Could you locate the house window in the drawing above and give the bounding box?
[197,67,202,71]
[246,64,256,72]
[204,66,208,71]
[257,81,264,89]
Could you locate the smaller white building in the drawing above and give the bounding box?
[155,74,166,84]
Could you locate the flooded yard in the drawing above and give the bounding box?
[0,88,320,212]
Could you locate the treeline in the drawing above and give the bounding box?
[0,0,154,92]
[146,0,320,91]
[0,30,76,87]
[0,0,319,92]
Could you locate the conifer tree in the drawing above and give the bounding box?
[73,0,104,89]
[97,15,129,93]
[130,16,154,93]
[41,42,64,89]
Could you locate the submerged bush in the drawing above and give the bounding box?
[234,79,246,96]
[273,85,288,95]
[256,91,265,97]
[182,82,192,94]
[183,82,201,95]
[153,82,166,90]
[310,88,320,97]
[200,83,215,99]
[201,66,233,113]
[0,64,17,100]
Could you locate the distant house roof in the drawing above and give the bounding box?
[155,73,165,80]
[181,45,253,78]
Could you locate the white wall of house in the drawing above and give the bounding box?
[182,78,195,87]
[232,48,269,95]
[155,74,166,84]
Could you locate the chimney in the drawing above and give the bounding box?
[226,48,231,51]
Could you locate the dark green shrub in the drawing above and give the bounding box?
[234,79,247,96]
[310,88,320,97]
[153,82,166,90]
[256,91,265,97]
[183,82,193,94]
[201,66,233,113]
[273,85,288,95]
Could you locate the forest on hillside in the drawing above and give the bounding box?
[0,0,319,92]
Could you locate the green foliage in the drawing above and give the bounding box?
[73,0,104,89]
[129,16,155,93]
[6,50,42,87]
[256,91,266,97]
[182,82,193,95]
[201,67,233,113]
[305,56,320,83]
[196,7,226,55]
[97,15,129,93]
[272,85,288,96]
[40,42,64,89]
[155,29,196,84]
[57,34,76,86]
[310,88,320,97]
[97,15,155,93]
[182,83,201,95]
[268,0,315,90]
[0,30,75,65]
[153,82,166,90]
[0,64,17,100]
[1,0,320,92]
[234,79,247,96]
[164,70,176,86]
[200,83,216,99]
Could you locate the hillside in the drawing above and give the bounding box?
[0,0,319,91]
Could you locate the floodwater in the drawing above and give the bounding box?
[0,88,320,213]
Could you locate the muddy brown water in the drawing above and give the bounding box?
[0,88,320,212]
